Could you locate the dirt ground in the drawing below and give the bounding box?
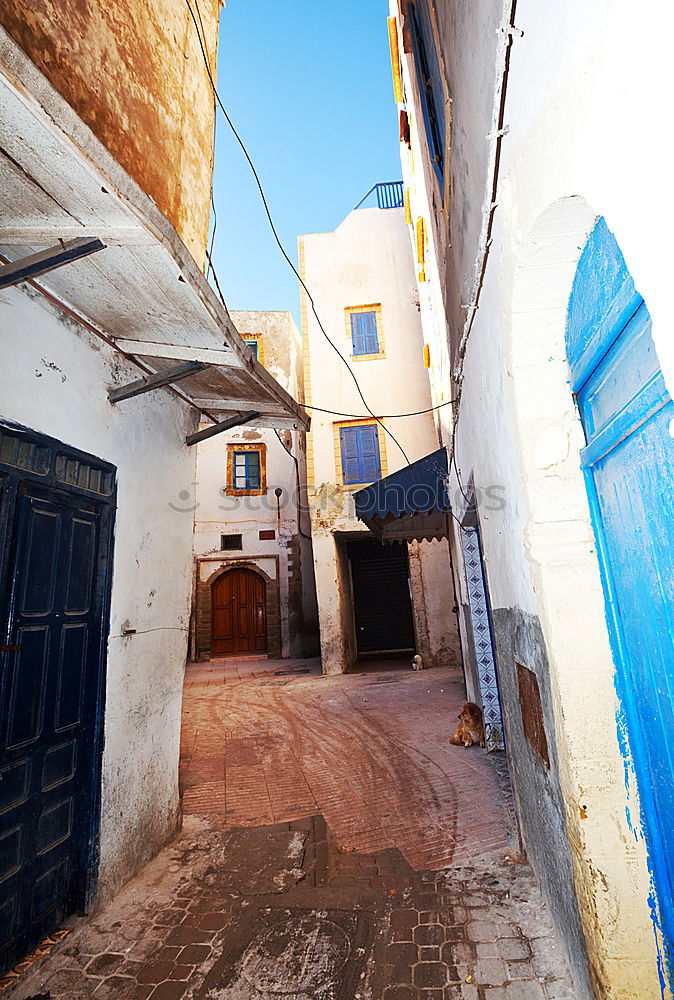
[3,659,574,1000]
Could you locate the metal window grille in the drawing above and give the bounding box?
[221,533,243,550]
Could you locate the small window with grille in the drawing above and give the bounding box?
[221,533,243,551]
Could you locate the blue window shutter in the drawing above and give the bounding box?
[351,311,379,356]
[246,451,261,489]
[407,1,445,187]
[340,425,381,484]
[362,312,379,354]
[359,426,381,481]
[351,313,366,355]
[340,427,361,483]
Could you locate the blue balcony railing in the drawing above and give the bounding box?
[354,181,404,211]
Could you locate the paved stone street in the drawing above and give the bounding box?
[4,660,574,1000]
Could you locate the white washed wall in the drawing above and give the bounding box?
[0,283,198,900]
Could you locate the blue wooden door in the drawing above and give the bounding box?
[577,298,674,964]
[0,425,114,974]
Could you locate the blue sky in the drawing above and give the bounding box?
[208,0,401,323]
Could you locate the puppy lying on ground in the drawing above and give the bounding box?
[450,702,485,748]
[411,653,424,670]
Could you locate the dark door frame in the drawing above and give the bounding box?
[0,419,116,952]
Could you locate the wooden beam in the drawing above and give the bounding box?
[190,397,281,412]
[113,340,239,367]
[186,411,261,446]
[0,237,106,289]
[109,361,209,404]
[0,227,155,246]
[206,413,304,431]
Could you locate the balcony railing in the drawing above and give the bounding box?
[354,181,404,211]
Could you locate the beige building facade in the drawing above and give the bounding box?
[300,201,461,675]
[192,311,319,662]
[0,0,219,267]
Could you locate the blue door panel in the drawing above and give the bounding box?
[578,304,657,439]
[577,297,674,968]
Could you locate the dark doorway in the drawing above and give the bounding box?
[0,422,115,975]
[347,539,415,655]
[212,568,267,656]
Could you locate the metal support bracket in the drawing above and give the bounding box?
[186,411,261,446]
[0,237,106,289]
[109,361,209,404]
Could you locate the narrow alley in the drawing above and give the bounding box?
[2,1,672,992]
[5,661,573,1000]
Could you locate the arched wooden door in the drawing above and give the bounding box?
[211,569,267,656]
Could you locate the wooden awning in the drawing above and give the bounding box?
[0,28,308,432]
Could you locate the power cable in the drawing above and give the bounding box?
[205,249,228,308]
[305,397,455,420]
[184,0,411,466]
[192,0,218,283]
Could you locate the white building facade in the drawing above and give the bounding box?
[300,200,461,675]
[192,311,318,661]
[388,2,674,997]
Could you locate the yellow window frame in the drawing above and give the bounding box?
[344,303,386,361]
[242,332,265,367]
[225,441,267,496]
[333,418,389,488]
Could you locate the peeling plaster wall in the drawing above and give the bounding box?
[408,538,462,669]
[394,0,673,995]
[0,283,198,902]
[192,311,318,660]
[0,0,219,267]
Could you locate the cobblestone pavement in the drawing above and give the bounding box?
[4,659,574,1000]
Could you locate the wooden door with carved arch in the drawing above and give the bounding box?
[211,569,267,656]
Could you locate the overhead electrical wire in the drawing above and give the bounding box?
[185,0,411,465]
[205,248,228,308]
[192,0,219,284]
[305,398,455,420]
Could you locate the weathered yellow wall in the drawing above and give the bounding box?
[1,0,219,267]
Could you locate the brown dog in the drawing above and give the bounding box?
[450,702,485,748]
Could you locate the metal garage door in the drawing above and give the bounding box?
[347,538,415,654]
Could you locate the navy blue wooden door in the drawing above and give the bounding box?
[578,301,674,960]
[0,426,114,974]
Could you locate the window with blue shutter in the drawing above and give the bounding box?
[350,311,380,356]
[245,339,259,360]
[233,450,261,489]
[340,425,382,484]
[407,1,445,189]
